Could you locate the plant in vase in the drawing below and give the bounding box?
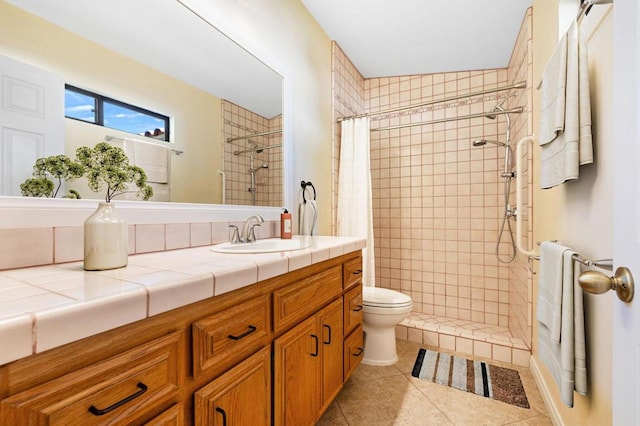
[19,154,84,199]
[76,142,154,271]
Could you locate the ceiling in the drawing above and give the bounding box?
[301,0,533,78]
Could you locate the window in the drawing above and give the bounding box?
[64,85,170,141]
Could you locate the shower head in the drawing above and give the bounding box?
[472,139,507,147]
[260,163,269,169]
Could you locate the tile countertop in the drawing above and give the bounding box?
[0,236,365,366]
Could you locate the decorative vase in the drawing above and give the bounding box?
[84,202,128,271]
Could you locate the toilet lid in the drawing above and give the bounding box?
[362,287,412,308]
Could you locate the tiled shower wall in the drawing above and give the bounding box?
[506,8,533,347]
[331,8,533,348]
[222,100,283,207]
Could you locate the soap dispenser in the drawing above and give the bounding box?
[280,208,292,239]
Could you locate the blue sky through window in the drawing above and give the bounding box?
[104,102,165,136]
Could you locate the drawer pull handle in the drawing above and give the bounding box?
[352,305,363,312]
[311,334,319,357]
[323,324,332,344]
[216,407,228,426]
[353,347,363,357]
[88,382,147,416]
[228,325,257,340]
[352,269,363,275]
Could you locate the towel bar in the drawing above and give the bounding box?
[532,241,614,271]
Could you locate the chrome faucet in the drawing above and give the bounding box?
[240,214,264,243]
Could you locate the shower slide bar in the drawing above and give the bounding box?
[104,135,183,155]
[337,80,526,123]
[514,135,614,272]
[226,129,282,143]
[371,106,524,132]
[233,144,282,156]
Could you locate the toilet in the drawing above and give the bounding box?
[361,287,413,366]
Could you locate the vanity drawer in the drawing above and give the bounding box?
[192,294,271,379]
[0,332,183,425]
[343,284,363,336]
[343,257,363,290]
[343,325,364,381]
[273,265,342,334]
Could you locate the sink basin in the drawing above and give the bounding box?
[211,237,313,254]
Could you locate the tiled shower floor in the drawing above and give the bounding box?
[396,313,530,366]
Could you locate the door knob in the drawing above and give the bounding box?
[578,266,634,302]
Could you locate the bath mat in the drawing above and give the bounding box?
[411,348,530,409]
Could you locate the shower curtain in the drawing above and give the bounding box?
[337,117,375,287]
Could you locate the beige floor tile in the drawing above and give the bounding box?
[318,339,551,426]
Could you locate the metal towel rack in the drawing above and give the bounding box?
[533,241,613,271]
[300,181,316,203]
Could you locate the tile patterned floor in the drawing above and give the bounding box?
[317,339,552,426]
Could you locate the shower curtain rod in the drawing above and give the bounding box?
[337,80,526,123]
[233,143,282,156]
[226,129,282,143]
[371,106,524,132]
[104,135,183,155]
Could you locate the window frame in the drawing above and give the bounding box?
[64,84,171,142]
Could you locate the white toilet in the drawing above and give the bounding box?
[361,287,413,366]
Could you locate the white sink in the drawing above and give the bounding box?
[211,237,313,254]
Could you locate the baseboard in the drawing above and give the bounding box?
[530,356,563,426]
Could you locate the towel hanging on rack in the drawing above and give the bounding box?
[538,20,593,189]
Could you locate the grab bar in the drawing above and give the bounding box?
[515,135,537,257]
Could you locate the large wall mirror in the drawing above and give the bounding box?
[0,0,283,207]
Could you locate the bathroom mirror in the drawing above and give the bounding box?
[0,0,284,206]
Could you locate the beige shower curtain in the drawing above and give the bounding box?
[337,117,375,287]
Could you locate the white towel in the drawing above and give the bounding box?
[538,21,593,189]
[537,241,568,342]
[123,138,170,184]
[299,200,318,236]
[538,249,588,407]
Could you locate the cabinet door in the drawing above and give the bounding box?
[273,316,320,426]
[318,298,343,414]
[194,346,270,426]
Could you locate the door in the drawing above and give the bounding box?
[0,55,64,196]
[612,0,640,423]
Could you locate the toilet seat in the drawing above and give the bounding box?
[363,287,412,308]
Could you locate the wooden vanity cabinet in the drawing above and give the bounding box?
[0,251,364,425]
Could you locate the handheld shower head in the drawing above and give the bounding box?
[472,139,506,147]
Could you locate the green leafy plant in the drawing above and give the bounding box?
[75,142,153,202]
[20,155,84,198]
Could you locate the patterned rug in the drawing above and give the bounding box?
[411,348,530,409]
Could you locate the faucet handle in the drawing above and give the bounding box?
[228,225,241,244]
[247,223,261,242]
